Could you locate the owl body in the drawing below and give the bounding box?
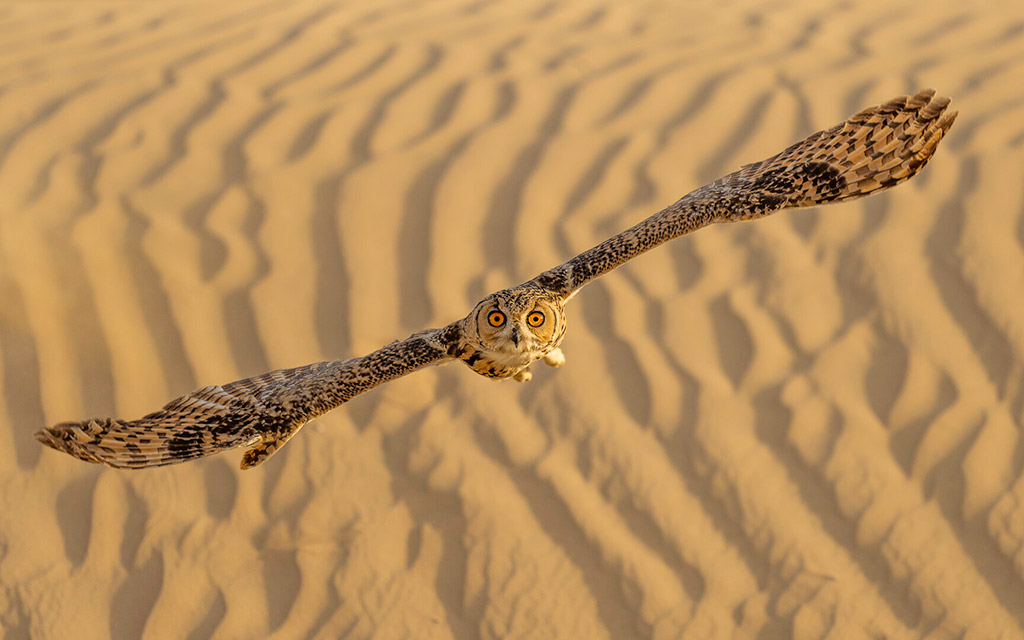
[455,286,567,380]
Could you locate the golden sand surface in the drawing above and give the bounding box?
[2,0,1023,637]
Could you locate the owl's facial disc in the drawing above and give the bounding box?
[472,291,563,356]
[461,288,567,378]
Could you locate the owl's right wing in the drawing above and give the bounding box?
[36,326,459,470]
[526,89,956,298]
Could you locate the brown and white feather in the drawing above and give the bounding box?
[37,328,457,469]
[528,89,956,297]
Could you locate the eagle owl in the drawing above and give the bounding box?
[37,89,957,470]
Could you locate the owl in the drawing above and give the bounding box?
[37,89,956,470]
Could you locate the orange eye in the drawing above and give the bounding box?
[488,311,506,327]
[527,311,545,327]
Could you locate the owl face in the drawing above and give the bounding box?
[475,294,561,349]
[460,287,566,378]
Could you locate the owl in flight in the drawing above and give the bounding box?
[37,90,956,470]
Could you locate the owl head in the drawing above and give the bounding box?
[459,287,566,378]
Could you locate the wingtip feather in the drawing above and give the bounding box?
[36,420,115,466]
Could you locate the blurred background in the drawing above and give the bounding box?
[1,0,1023,638]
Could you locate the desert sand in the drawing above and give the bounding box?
[2,0,1024,638]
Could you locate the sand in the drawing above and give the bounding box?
[2,0,1023,637]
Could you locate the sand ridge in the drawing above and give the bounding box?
[2,0,1024,638]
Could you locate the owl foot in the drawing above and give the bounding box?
[543,348,565,368]
[513,369,533,383]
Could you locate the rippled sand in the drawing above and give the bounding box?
[2,0,1024,638]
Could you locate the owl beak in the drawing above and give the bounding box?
[510,326,521,347]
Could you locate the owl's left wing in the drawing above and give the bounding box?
[36,326,459,470]
[526,89,956,298]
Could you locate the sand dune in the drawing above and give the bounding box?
[3,0,1024,637]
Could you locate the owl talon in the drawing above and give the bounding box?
[514,369,533,383]
[543,348,565,368]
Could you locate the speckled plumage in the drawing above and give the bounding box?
[36,90,956,470]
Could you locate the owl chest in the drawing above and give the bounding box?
[458,346,535,379]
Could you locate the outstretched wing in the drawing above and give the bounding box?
[527,89,957,298]
[36,327,458,470]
